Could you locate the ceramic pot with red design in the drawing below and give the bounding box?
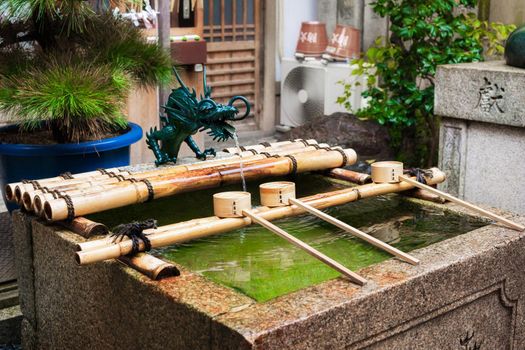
[295,21,329,57]
[324,24,361,59]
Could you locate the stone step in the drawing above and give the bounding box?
[0,282,19,310]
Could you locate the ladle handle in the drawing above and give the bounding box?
[288,198,420,265]
[242,210,367,286]
[399,175,525,232]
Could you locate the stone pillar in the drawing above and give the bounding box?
[435,61,525,214]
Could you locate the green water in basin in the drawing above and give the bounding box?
[88,174,489,302]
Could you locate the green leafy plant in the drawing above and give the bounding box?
[338,0,516,166]
[0,0,172,143]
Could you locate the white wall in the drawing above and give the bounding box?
[275,0,318,80]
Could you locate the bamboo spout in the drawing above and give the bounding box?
[75,168,446,265]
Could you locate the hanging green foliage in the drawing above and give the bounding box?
[338,0,515,166]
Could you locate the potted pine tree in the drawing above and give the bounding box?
[0,0,172,210]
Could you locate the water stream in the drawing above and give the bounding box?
[232,132,247,192]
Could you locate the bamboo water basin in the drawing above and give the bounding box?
[13,160,525,349]
[87,173,490,302]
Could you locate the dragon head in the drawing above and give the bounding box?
[197,96,250,141]
[165,67,251,142]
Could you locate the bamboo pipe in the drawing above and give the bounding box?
[184,143,332,171]
[75,168,446,265]
[399,175,525,231]
[222,139,315,153]
[27,177,129,213]
[77,217,222,252]
[325,168,372,185]
[31,144,334,215]
[45,148,357,221]
[45,151,348,219]
[242,209,367,285]
[22,142,329,211]
[10,169,129,203]
[118,253,180,280]
[9,139,316,200]
[288,198,420,265]
[57,217,109,238]
[227,140,318,155]
[403,189,446,204]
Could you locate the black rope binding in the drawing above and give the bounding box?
[247,149,258,155]
[111,219,158,255]
[259,142,272,147]
[285,155,298,177]
[332,148,349,166]
[24,180,42,191]
[57,193,75,221]
[299,139,309,147]
[106,171,127,182]
[404,168,433,184]
[97,168,110,176]
[49,190,61,200]
[312,144,321,150]
[60,172,74,180]
[129,178,155,202]
[141,179,155,202]
[239,146,247,152]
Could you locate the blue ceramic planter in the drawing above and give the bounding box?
[0,122,143,211]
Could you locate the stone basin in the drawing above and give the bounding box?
[12,173,525,349]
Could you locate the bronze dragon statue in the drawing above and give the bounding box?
[146,67,250,166]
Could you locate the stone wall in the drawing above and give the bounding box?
[490,0,525,26]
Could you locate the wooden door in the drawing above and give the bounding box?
[203,0,262,131]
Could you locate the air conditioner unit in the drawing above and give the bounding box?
[280,57,365,127]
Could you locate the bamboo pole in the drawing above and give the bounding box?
[325,168,371,185]
[288,198,419,265]
[223,139,309,154]
[242,209,367,285]
[57,217,108,238]
[77,217,222,252]
[403,189,446,204]
[222,139,314,153]
[118,253,180,280]
[45,148,357,221]
[75,168,446,265]
[8,139,319,204]
[30,144,333,215]
[20,141,327,211]
[10,169,128,203]
[399,175,525,231]
[22,143,329,215]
